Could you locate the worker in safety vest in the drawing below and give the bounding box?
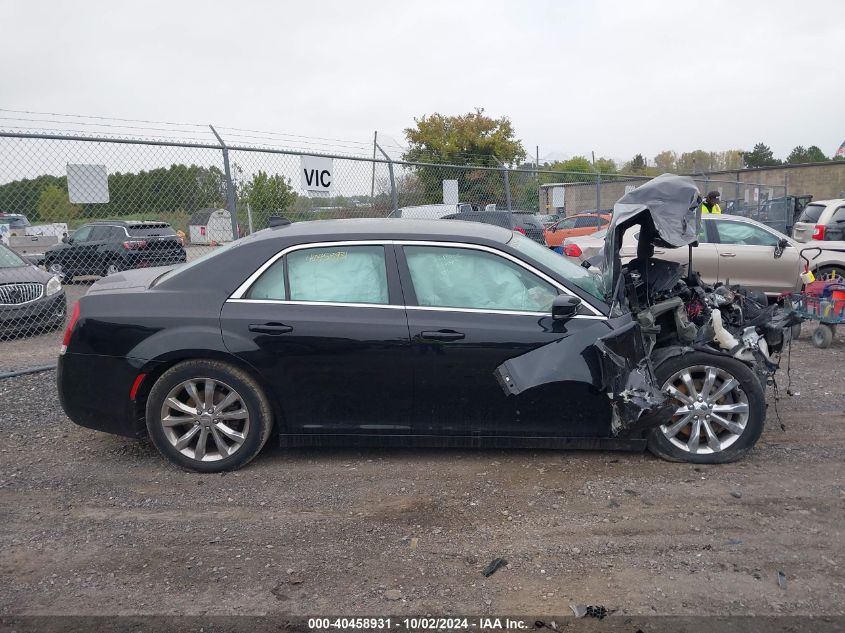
[702,191,722,214]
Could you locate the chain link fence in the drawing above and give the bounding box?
[0,126,789,371]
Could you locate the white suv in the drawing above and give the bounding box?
[792,199,845,242]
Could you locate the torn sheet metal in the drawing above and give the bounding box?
[602,174,702,303]
[493,320,673,436]
[594,321,675,436]
[494,337,594,396]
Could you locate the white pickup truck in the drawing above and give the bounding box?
[0,213,69,265]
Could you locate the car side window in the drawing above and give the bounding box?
[556,218,577,230]
[72,226,93,242]
[715,222,780,247]
[698,221,709,243]
[246,258,286,300]
[287,245,388,304]
[404,245,558,313]
[574,217,591,228]
[88,226,111,241]
[109,227,126,240]
[830,206,845,224]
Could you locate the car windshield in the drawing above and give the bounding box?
[0,245,27,268]
[0,216,30,228]
[797,204,825,223]
[508,231,604,301]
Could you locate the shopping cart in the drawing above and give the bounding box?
[788,246,845,348]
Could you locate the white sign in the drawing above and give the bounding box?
[551,186,566,208]
[300,155,334,193]
[442,180,459,205]
[67,164,109,203]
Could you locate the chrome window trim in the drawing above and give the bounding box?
[228,298,404,310]
[228,239,605,318]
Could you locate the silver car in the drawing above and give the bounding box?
[563,215,835,296]
[792,199,845,243]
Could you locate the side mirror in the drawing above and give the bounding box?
[62,236,70,244]
[774,238,789,259]
[552,295,582,320]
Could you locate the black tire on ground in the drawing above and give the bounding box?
[812,324,834,349]
[647,351,766,464]
[145,360,274,472]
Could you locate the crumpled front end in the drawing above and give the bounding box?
[594,321,676,435]
[494,319,674,436]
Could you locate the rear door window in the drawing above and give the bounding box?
[830,206,845,224]
[88,226,112,241]
[128,224,176,237]
[287,245,389,304]
[72,226,93,242]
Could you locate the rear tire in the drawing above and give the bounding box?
[817,266,845,282]
[812,324,834,349]
[647,351,766,464]
[145,360,273,472]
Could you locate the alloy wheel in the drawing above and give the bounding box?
[660,365,749,454]
[159,378,250,462]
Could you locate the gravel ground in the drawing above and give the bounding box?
[1,324,844,619]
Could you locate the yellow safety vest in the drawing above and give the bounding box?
[702,202,722,214]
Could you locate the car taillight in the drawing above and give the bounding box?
[514,227,526,235]
[122,240,147,250]
[812,225,825,240]
[61,301,80,355]
[563,243,583,257]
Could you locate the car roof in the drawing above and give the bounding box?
[249,218,514,244]
[85,220,171,226]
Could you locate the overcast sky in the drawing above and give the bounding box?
[2,0,843,164]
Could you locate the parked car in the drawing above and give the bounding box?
[536,214,562,227]
[44,220,187,282]
[443,210,546,244]
[563,215,845,296]
[59,178,794,472]
[387,203,474,219]
[544,213,611,248]
[791,199,845,243]
[0,243,66,338]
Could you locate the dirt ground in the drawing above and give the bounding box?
[1,323,844,622]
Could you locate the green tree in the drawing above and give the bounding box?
[653,150,677,173]
[243,171,297,213]
[36,185,81,223]
[404,108,526,166]
[743,143,781,168]
[402,109,526,206]
[786,145,829,164]
[625,154,646,173]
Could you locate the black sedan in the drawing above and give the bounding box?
[0,243,66,338]
[58,218,764,471]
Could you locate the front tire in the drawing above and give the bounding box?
[145,360,273,472]
[647,351,766,464]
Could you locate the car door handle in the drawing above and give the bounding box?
[653,249,665,254]
[418,330,465,341]
[248,322,293,335]
[720,252,736,257]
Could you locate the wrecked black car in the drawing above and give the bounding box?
[597,174,797,461]
[58,203,793,472]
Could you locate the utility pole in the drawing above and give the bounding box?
[370,131,377,200]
